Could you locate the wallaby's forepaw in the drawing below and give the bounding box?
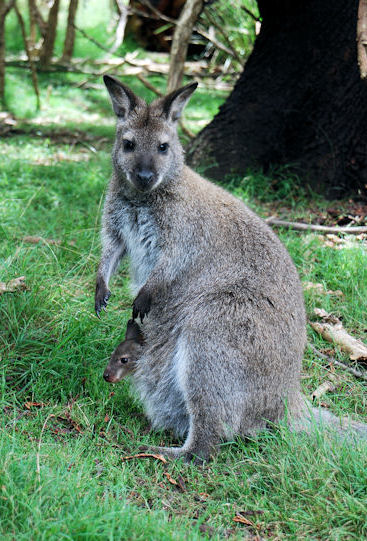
[132,287,151,322]
[95,280,111,318]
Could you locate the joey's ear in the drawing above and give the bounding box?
[125,319,144,344]
[159,82,198,123]
[103,75,141,119]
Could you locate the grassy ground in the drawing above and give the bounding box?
[1,69,367,540]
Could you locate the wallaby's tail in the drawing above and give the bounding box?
[289,395,367,440]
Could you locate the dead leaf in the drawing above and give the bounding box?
[104,414,110,423]
[121,453,167,464]
[163,472,186,492]
[233,514,255,527]
[311,309,367,361]
[24,401,46,410]
[0,276,26,295]
[164,472,179,487]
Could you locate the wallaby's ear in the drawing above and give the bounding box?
[160,82,198,123]
[125,319,144,344]
[103,75,140,119]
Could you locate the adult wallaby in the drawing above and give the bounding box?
[96,75,367,462]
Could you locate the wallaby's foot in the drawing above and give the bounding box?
[95,279,111,317]
[138,444,211,465]
[133,287,151,322]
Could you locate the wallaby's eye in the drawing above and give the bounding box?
[123,139,135,152]
[119,357,129,364]
[158,143,169,153]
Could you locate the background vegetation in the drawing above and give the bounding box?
[1,1,367,539]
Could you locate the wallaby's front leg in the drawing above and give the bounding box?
[132,285,152,322]
[95,236,126,317]
[132,253,175,321]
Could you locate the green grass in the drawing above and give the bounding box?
[1,68,367,540]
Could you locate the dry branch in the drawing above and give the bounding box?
[110,0,129,54]
[310,315,367,362]
[266,218,367,234]
[167,0,203,92]
[357,0,367,79]
[311,381,335,401]
[309,343,367,382]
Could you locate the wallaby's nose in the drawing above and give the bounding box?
[103,370,111,382]
[136,169,154,186]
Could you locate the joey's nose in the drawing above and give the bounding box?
[103,371,111,382]
[136,170,154,185]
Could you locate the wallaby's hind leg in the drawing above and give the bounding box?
[139,334,232,463]
[140,411,221,464]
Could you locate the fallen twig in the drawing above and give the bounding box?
[310,309,367,361]
[309,343,367,382]
[121,452,167,463]
[265,218,367,234]
[311,381,335,401]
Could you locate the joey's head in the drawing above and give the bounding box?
[103,319,144,383]
[103,75,197,193]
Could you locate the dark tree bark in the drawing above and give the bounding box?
[188,0,367,199]
[39,0,60,67]
[61,0,79,63]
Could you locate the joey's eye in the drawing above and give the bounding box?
[158,142,169,153]
[123,139,135,152]
[119,357,129,364]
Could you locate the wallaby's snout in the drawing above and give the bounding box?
[136,168,154,188]
[134,156,156,192]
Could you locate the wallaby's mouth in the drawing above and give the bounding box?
[130,169,160,193]
[132,177,158,193]
[103,371,121,383]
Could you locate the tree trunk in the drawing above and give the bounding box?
[28,0,47,39]
[61,0,78,63]
[188,0,367,199]
[0,1,14,107]
[39,0,60,67]
[167,0,203,92]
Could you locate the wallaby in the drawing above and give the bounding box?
[96,75,367,462]
[103,319,144,383]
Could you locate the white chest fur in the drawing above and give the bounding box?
[117,205,159,294]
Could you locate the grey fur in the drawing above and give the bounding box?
[96,77,367,462]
